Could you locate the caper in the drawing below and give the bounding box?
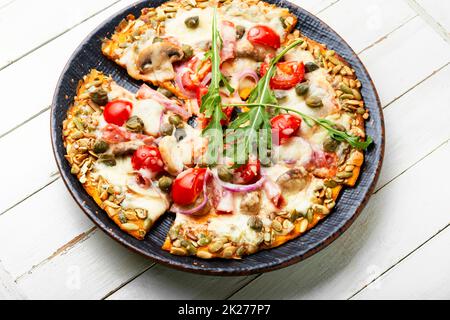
[295,83,309,96]
[98,154,116,167]
[175,128,187,142]
[93,140,109,154]
[280,17,287,29]
[157,87,174,98]
[153,37,163,43]
[160,122,174,136]
[236,25,246,39]
[274,90,288,101]
[248,216,263,231]
[306,96,323,108]
[90,88,109,106]
[323,137,340,152]
[305,62,319,73]
[184,16,199,29]
[125,116,145,133]
[217,166,233,182]
[182,44,194,60]
[169,115,184,128]
[158,176,173,192]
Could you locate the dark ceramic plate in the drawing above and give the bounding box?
[51,0,385,275]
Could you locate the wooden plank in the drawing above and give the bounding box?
[0,0,119,69]
[416,0,450,33]
[107,265,257,300]
[0,180,94,279]
[0,0,136,137]
[359,16,450,106]
[318,0,417,53]
[15,229,150,300]
[0,111,58,214]
[230,141,450,300]
[354,223,450,300]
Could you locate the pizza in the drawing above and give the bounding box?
[63,0,372,259]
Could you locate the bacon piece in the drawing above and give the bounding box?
[220,21,237,63]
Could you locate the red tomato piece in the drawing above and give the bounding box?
[247,25,281,49]
[103,100,133,126]
[172,168,207,206]
[234,160,261,185]
[260,61,305,90]
[131,145,164,174]
[271,114,302,145]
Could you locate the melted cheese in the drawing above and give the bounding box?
[274,137,313,165]
[132,99,163,136]
[165,8,213,47]
[93,157,133,188]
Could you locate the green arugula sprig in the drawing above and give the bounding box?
[228,39,304,166]
[227,103,373,150]
[201,8,234,165]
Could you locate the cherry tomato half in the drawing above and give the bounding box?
[260,61,305,90]
[103,100,133,126]
[196,85,209,108]
[172,168,207,206]
[247,25,281,49]
[131,145,164,174]
[234,160,261,185]
[182,70,199,91]
[271,114,302,145]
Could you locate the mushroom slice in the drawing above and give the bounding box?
[159,136,184,176]
[240,191,262,215]
[135,41,184,82]
[109,140,144,156]
[276,168,309,196]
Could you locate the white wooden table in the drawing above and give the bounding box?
[0,0,449,300]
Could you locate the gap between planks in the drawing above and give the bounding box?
[406,0,450,44]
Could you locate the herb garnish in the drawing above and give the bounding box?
[228,39,304,166]
[201,8,234,165]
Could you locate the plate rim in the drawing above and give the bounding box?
[50,0,385,276]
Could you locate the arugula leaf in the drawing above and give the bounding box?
[227,103,373,151]
[200,8,234,165]
[228,39,304,166]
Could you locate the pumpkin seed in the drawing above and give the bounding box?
[271,220,283,232]
[339,83,353,95]
[264,232,272,243]
[73,118,85,131]
[337,171,353,179]
[208,241,224,253]
[124,210,138,221]
[122,223,139,231]
[197,237,211,246]
[171,247,188,256]
[248,216,263,231]
[306,208,314,223]
[197,251,213,259]
[324,179,338,188]
[236,246,246,257]
[247,244,258,254]
[290,210,303,222]
[71,165,80,175]
[143,218,153,230]
[185,16,199,28]
[283,220,294,232]
[157,87,174,98]
[340,93,354,100]
[345,165,355,172]
[295,82,309,96]
[70,131,83,140]
[312,204,330,215]
[357,107,366,115]
[306,96,323,108]
[299,219,308,233]
[352,89,362,100]
[327,201,336,209]
[169,226,180,241]
[326,188,333,199]
[223,246,237,258]
[305,62,319,73]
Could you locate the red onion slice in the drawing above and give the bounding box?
[237,69,259,84]
[201,72,212,87]
[175,68,197,99]
[137,84,191,120]
[213,172,265,193]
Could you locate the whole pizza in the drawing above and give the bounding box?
[62,0,372,260]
